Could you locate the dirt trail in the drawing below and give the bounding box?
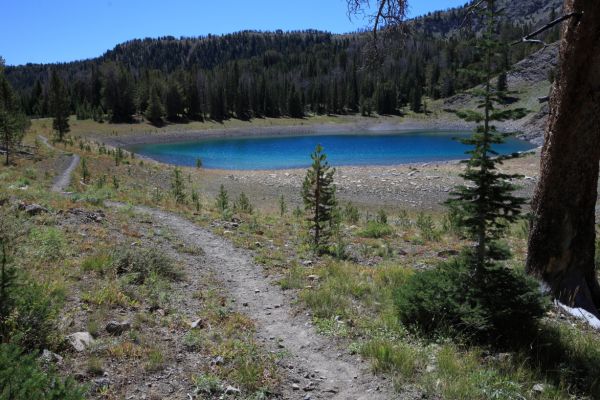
[109,202,397,399]
[43,136,398,399]
[38,135,81,192]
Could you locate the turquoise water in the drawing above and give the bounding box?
[127,130,536,170]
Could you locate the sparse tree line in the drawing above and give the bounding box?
[5,21,554,126]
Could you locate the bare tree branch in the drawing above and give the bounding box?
[511,11,584,46]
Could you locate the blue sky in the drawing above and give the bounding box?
[1,0,467,66]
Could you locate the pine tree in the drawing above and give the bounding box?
[49,70,70,142]
[288,86,304,118]
[0,60,29,165]
[215,184,229,213]
[80,158,90,184]
[446,0,526,272]
[302,145,337,254]
[171,167,186,204]
[278,194,287,217]
[145,86,164,126]
[165,81,184,121]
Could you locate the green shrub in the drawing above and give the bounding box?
[0,344,84,399]
[6,281,61,351]
[359,221,393,238]
[395,253,547,343]
[112,247,180,284]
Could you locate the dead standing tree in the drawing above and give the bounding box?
[524,0,600,316]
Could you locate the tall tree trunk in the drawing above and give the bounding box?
[526,0,600,316]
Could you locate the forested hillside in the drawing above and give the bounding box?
[5,0,561,124]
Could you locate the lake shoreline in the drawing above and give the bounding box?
[101,118,477,148]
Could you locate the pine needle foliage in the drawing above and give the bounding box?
[396,0,546,344]
[302,145,337,254]
[446,0,526,271]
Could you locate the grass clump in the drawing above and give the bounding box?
[361,339,424,379]
[112,246,181,284]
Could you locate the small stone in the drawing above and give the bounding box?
[39,349,63,365]
[324,387,339,394]
[190,318,205,329]
[210,356,224,366]
[302,260,313,266]
[254,241,262,248]
[307,275,319,281]
[292,384,300,390]
[437,249,459,258]
[93,377,110,392]
[532,383,545,393]
[225,385,241,395]
[243,302,249,307]
[66,332,95,352]
[18,202,48,215]
[254,289,260,293]
[105,320,131,336]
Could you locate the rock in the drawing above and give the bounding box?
[292,384,300,390]
[532,383,545,394]
[39,349,63,365]
[66,332,95,352]
[302,260,313,266]
[93,377,110,392]
[18,202,48,215]
[254,241,262,248]
[210,356,224,366]
[437,249,459,258]
[190,318,206,329]
[324,387,339,394]
[105,320,131,336]
[65,208,105,222]
[307,275,319,281]
[225,385,241,395]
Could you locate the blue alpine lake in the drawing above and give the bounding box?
[127,130,536,170]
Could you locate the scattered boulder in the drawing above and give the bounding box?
[18,202,48,215]
[225,385,241,395]
[39,349,63,365]
[532,383,546,394]
[93,377,111,392]
[66,208,105,223]
[302,260,313,267]
[190,318,206,329]
[105,320,131,336]
[66,332,95,352]
[437,249,459,258]
[211,355,224,366]
[307,275,319,282]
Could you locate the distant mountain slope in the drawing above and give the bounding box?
[5,0,563,126]
[443,42,559,144]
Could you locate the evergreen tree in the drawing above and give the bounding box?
[446,0,526,271]
[186,75,203,121]
[288,86,304,118]
[171,167,186,204]
[145,86,165,126]
[0,60,29,165]
[49,70,70,142]
[278,194,287,217]
[215,184,229,213]
[165,81,184,121]
[302,145,337,254]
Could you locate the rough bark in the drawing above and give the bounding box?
[526,0,600,315]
